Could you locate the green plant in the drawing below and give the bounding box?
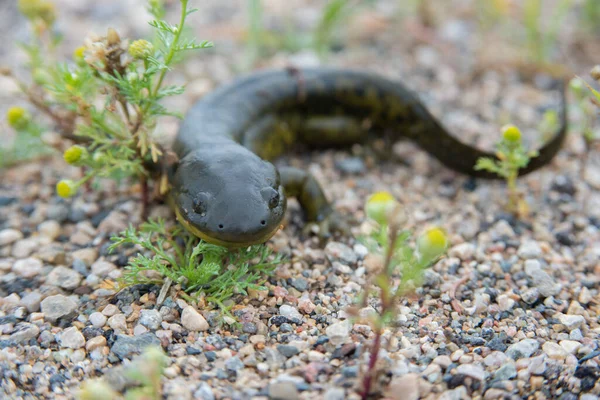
[522,0,572,64]
[475,124,538,215]
[1,106,53,167]
[582,0,600,32]
[108,218,283,309]
[352,192,448,399]
[4,0,212,214]
[313,0,351,58]
[78,346,167,400]
[570,72,600,189]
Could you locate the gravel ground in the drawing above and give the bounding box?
[1,1,600,399]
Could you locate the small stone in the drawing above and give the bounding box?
[558,314,585,331]
[494,363,517,380]
[89,312,107,328]
[325,320,351,346]
[57,327,85,349]
[386,373,419,400]
[448,243,475,260]
[91,260,117,277]
[521,288,540,305]
[71,248,98,266]
[40,295,78,323]
[559,340,582,354]
[279,305,302,321]
[181,306,209,331]
[108,314,127,332]
[46,266,82,290]
[194,382,215,400]
[325,242,358,264]
[542,342,568,359]
[579,287,592,304]
[518,241,542,259]
[9,322,40,343]
[12,239,38,258]
[133,324,148,336]
[225,356,244,371]
[277,344,300,358]
[102,304,119,317]
[38,220,61,240]
[496,294,515,311]
[12,257,43,278]
[525,260,560,297]
[433,355,452,369]
[0,229,23,246]
[86,335,107,351]
[139,309,162,331]
[506,339,540,360]
[527,354,547,375]
[268,381,299,400]
[335,157,365,174]
[290,277,309,291]
[456,364,485,381]
[111,333,161,360]
[20,291,42,312]
[324,387,346,400]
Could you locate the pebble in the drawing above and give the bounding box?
[108,314,127,332]
[139,309,162,331]
[524,260,560,297]
[558,314,585,331]
[0,229,23,246]
[57,327,86,349]
[111,333,161,360]
[456,364,485,381]
[324,387,346,400]
[89,312,107,328]
[38,220,61,240]
[12,239,38,258]
[448,243,475,259]
[505,339,540,360]
[559,340,582,354]
[325,242,358,264]
[91,260,117,277]
[102,304,119,317]
[194,382,215,400]
[9,322,40,343]
[279,305,302,321]
[225,356,244,371]
[542,342,568,360]
[85,336,107,351]
[325,320,351,346]
[40,295,78,322]
[181,306,209,331]
[387,373,419,400]
[46,266,82,290]
[518,241,543,259]
[12,257,43,278]
[20,291,42,312]
[494,363,517,381]
[268,381,299,400]
[277,344,300,358]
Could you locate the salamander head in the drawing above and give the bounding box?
[171,147,286,248]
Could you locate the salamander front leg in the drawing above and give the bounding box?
[278,166,350,239]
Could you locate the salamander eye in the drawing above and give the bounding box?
[261,187,280,209]
[192,193,209,216]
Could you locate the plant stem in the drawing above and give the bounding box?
[361,330,382,400]
[151,0,188,98]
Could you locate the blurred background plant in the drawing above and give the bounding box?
[350,192,448,399]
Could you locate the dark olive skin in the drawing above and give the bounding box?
[171,68,567,247]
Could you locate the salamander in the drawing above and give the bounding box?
[170,67,567,248]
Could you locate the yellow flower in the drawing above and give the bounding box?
[63,145,87,165]
[128,39,154,60]
[18,0,56,26]
[501,124,521,143]
[6,107,29,130]
[417,227,448,264]
[56,180,77,198]
[73,46,86,61]
[365,191,400,225]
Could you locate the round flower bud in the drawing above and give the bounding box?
[417,227,448,265]
[501,124,521,143]
[128,39,154,60]
[6,107,29,130]
[56,180,77,198]
[591,65,600,82]
[63,145,87,165]
[365,191,400,226]
[73,46,86,62]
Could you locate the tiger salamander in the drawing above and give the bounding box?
[171,68,567,247]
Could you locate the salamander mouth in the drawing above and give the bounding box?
[173,206,283,248]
